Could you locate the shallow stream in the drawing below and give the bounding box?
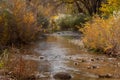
[24,33,120,80]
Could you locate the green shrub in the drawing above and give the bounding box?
[56,14,89,31]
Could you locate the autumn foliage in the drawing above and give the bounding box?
[100,0,120,17]
[0,0,40,47]
[81,16,120,56]
[80,0,120,56]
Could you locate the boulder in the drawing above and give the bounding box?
[53,72,72,80]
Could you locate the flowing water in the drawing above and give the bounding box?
[24,33,120,80]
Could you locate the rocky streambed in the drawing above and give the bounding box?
[1,31,120,80]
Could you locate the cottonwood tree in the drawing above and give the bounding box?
[55,0,105,15]
[39,0,105,15]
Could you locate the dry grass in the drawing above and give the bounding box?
[0,47,39,80]
[6,56,38,80]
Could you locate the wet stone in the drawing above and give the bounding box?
[98,73,112,78]
[39,56,44,60]
[81,59,86,62]
[90,58,95,61]
[53,72,72,80]
[57,32,61,34]
[74,62,78,66]
[95,57,101,60]
[87,65,99,69]
[69,56,72,59]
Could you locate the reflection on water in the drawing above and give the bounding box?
[33,35,120,80]
[35,37,70,73]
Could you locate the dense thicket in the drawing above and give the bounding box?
[0,0,49,50]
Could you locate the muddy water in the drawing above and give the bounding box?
[25,35,120,80]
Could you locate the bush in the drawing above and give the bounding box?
[55,14,89,31]
[0,0,41,48]
[81,16,120,56]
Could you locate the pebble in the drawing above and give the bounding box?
[95,57,100,60]
[74,62,78,66]
[69,56,72,59]
[81,59,86,62]
[87,65,99,69]
[90,58,95,61]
